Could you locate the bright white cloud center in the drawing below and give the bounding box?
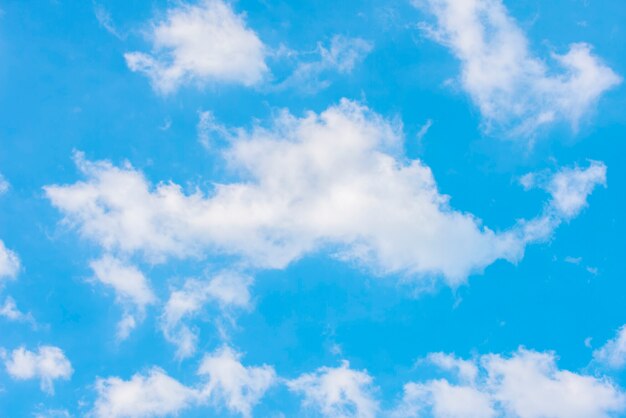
[3,346,73,394]
[419,0,621,138]
[125,0,267,93]
[45,100,605,286]
[395,349,625,418]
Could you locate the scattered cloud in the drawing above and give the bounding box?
[89,255,157,340]
[0,173,9,195]
[2,346,73,394]
[0,239,20,282]
[45,101,605,287]
[197,110,231,149]
[594,325,626,369]
[416,119,434,143]
[91,346,274,418]
[33,409,72,418]
[198,346,276,417]
[125,0,268,94]
[161,272,252,358]
[394,349,625,418]
[288,361,379,418]
[417,0,621,139]
[521,161,607,219]
[0,297,35,326]
[92,367,198,418]
[94,3,124,39]
[277,36,373,93]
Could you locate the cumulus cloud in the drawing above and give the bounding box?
[45,101,605,287]
[394,349,625,418]
[161,272,252,358]
[92,367,198,418]
[91,346,274,418]
[3,346,73,394]
[0,239,20,282]
[278,35,373,93]
[90,255,157,340]
[125,0,267,94]
[593,325,626,370]
[418,0,621,138]
[198,346,276,417]
[288,361,379,418]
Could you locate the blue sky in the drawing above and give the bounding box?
[1,0,626,417]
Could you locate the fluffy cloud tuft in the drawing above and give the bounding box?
[198,346,276,417]
[418,0,621,138]
[3,346,73,394]
[91,346,274,418]
[161,272,252,358]
[92,368,198,418]
[288,361,379,418]
[90,255,157,340]
[394,349,625,418]
[125,0,267,93]
[0,239,20,281]
[593,325,626,370]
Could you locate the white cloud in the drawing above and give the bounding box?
[125,0,267,94]
[418,0,621,138]
[521,161,607,219]
[396,380,495,418]
[0,297,35,325]
[161,272,252,358]
[197,110,231,149]
[92,368,198,418]
[278,36,373,93]
[198,346,276,417]
[91,346,273,418]
[288,361,379,418]
[45,101,605,287]
[90,255,157,340]
[0,173,9,195]
[546,162,607,218]
[94,3,124,39]
[0,239,20,281]
[90,256,156,308]
[593,325,626,370]
[416,119,434,142]
[33,409,72,418]
[3,346,73,394]
[395,349,625,418]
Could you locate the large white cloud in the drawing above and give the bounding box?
[418,0,621,138]
[161,272,252,359]
[394,349,625,418]
[3,346,73,394]
[91,346,274,418]
[45,101,605,287]
[125,0,267,93]
[288,361,379,418]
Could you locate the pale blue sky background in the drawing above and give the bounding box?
[0,0,625,417]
